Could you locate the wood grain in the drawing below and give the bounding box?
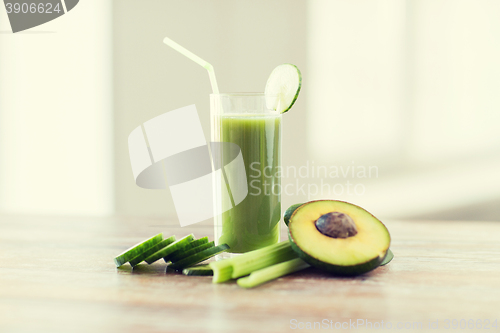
[1,215,499,332]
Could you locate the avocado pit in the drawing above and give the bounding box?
[315,212,358,238]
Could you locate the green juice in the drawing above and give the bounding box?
[215,114,281,253]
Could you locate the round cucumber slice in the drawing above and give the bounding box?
[113,233,163,267]
[265,63,302,113]
[170,241,215,263]
[129,235,176,267]
[169,244,230,271]
[182,264,213,276]
[144,234,194,264]
[164,237,209,263]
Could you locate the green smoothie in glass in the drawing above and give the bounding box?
[161,37,300,256]
[211,93,281,255]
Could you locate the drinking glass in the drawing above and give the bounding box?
[211,93,281,257]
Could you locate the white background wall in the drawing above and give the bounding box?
[1,0,499,221]
[307,0,500,218]
[0,0,113,215]
[309,0,500,165]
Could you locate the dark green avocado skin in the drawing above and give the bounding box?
[288,232,386,276]
[283,203,303,226]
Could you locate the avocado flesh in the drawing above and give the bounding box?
[288,200,390,275]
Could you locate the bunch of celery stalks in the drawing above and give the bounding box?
[209,241,308,288]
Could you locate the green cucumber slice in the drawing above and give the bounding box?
[380,248,394,266]
[265,63,302,113]
[164,237,209,263]
[182,264,213,276]
[144,234,194,264]
[114,233,163,267]
[171,241,215,263]
[169,244,230,271]
[129,235,176,267]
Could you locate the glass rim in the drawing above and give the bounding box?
[217,112,281,117]
[210,92,281,116]
[210,92,271,97]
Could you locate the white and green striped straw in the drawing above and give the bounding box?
[163,37,219,94]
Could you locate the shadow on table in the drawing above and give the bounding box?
[116,263,173,275]
[290,265,388,281]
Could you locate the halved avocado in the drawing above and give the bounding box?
[288,200,390,276]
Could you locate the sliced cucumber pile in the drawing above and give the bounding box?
[113,234,229,271]
[170,241,215,263]
[164,237,209,263]
[113,233,163,267]
[129,236,176,267]
[145,234,194,264]
[169,244,230,271]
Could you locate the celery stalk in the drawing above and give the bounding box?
[209,241,299,283]
[230,243,298,278]
[237,258,310,288]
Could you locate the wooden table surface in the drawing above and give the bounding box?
[1,215,499,332]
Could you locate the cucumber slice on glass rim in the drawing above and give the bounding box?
[265,63,302,113]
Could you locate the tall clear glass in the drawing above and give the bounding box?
[211,93,281,257]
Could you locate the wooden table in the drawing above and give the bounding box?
[1,215,499,332]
